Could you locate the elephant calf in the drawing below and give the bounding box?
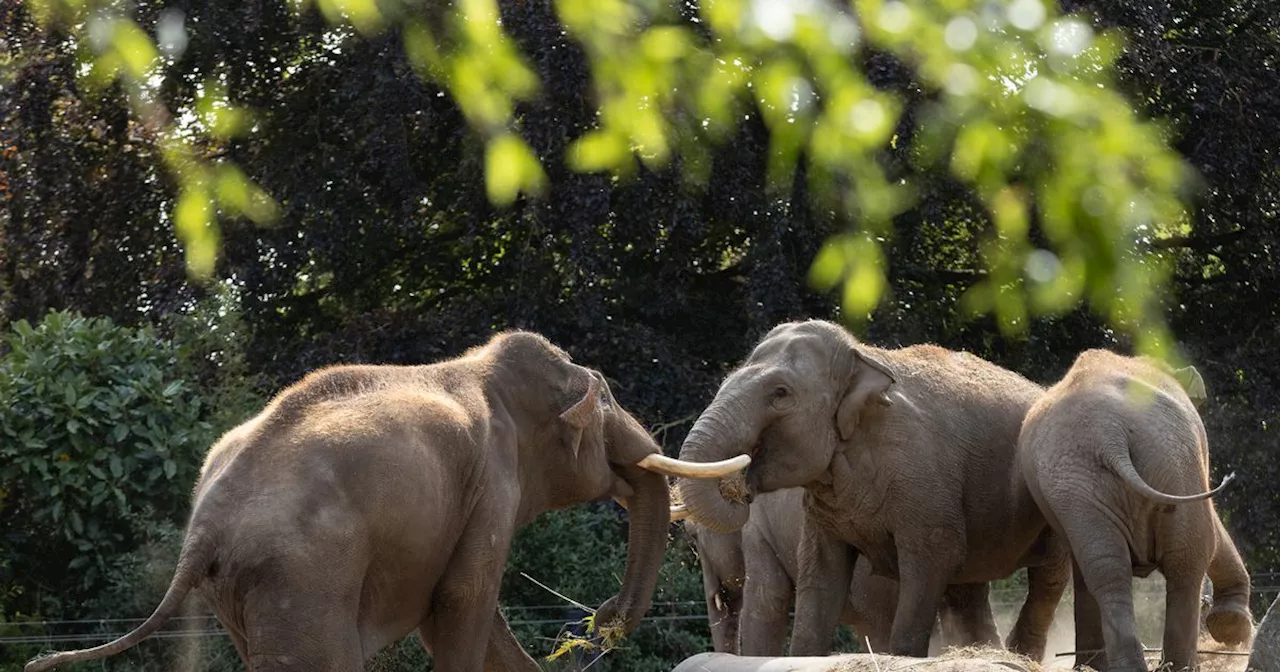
[24,330,744,672]
[1018,349,1253,672]
[682,488,986,656]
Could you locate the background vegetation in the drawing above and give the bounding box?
[0,0,1277,669]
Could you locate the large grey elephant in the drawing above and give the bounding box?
[1018,349,1253,672]
[682,488,991,656]
[25,331,743,672]
[674,320,1070,661]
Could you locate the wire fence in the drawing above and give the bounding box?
[5,581,1277,647]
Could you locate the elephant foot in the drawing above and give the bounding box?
[1005,631,1047,663]
[1206,603,1254,646]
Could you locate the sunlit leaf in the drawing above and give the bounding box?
[808,240,847,291]
[485,134,547,207]
[174,186,220,278]
[216,165,279,224]
[111,21,159,79]
[568,130,630,173]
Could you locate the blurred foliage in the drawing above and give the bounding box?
[0,0,1276,667]
[16,0,1213,356]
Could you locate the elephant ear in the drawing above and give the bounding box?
[559,370,602,459]
[836,349,896,441]
[1172,365,1208,408]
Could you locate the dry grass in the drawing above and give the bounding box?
[935,645,1043,671]
[717,472,750,504]
[825,647,1040,672]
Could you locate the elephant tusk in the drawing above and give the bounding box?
[634,453,751,479]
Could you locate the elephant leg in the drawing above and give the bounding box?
[1067,520,1146,672]
[940,583,1000,648]
[424,512,515,672]
[846,561,896,653]
[1071,560,1109,671]
[889,533,963,657]
[1205,515,1254,646]
[1162,575,1204,672]
[483,609,541,672]
[789,516,855,656]
[739,537,792,656]
[1006,545,1071,662]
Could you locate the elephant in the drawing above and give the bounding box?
[24,330,744,672]
[673,319,1070,661]
[1017,349,1253,672]
[681,487,992,656]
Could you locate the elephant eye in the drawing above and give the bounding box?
[772,386,789,399]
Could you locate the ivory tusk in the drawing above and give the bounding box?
[669,504,690,522]
[634,453,751,479]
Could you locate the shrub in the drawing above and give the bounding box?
[0,310,219,619]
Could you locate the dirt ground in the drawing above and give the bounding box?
[988,574,1251,672]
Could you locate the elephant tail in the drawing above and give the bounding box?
[24,526,217,672]
[1104,442,1236,506]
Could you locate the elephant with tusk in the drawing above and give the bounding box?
[24,330,741,672]
[673,319,1070,661]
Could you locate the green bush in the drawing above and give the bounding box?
[0,310,223,619]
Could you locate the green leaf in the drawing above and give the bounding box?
[808,240,847,291]
[484,133,547,207]
[110,20,160,79]
[173,184,220,279]
[109,454,123,478]
[85,463,106,480]
[163,459,177,479]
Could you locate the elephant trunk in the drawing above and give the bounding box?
[704,571,742,654]
[593,465,671,635]
[1205,516,1254,646]
[676,396,757,534]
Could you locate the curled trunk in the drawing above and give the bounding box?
[677,404,755,533]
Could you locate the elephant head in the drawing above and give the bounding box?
[487,332,747,632]
[674,320,896,532]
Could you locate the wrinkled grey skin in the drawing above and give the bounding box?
[1019,349,1253,672]
[683,488,994,656]
[676,320,1070,661]
[25,331,730,672]
[1248,595,1279,672]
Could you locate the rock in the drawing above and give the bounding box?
[1249,595,1280,671]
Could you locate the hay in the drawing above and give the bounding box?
[823,654,1036,672]
[671,472,750,511]
[545,614,630,663]
[934,645,1042,672]
[717,471,750,504]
